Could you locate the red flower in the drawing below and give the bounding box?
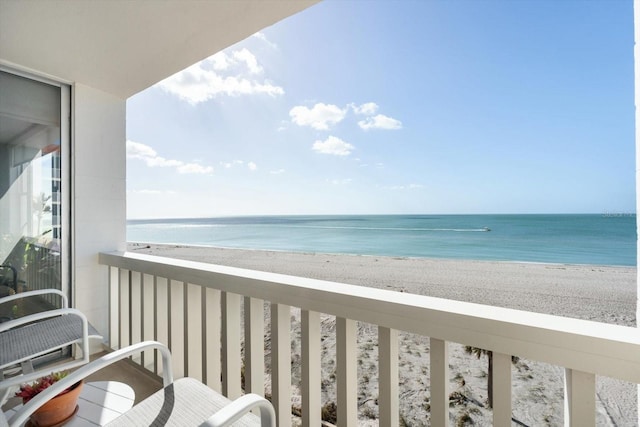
[15,372,70,403]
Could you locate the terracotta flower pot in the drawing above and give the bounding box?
[28,380,83,427]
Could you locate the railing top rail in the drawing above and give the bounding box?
[99,251,640,383]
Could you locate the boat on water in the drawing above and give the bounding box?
[483,227,491,232]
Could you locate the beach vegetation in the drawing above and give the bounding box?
[361,404,377,419]
[463,346,519,408]
[449,391,468,406]
[456,411,475,426]
[320,401,337,423]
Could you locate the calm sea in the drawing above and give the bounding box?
[127,214,637,266]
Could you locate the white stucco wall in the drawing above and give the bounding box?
[72,84,126,339]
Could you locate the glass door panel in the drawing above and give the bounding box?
[0,70,67,319]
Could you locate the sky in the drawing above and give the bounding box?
[126,0,635,219]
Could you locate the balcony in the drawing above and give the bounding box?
[99,251,640,426]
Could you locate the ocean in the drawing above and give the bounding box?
[127,214,637,267]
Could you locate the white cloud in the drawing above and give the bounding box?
[156,49,283,104]
[126,140,213,175]
[358,114,403,130]
[312,136,354,156]
[290,103,347,130]
[276,120,288,132]
[270,169,285,175]
[253,32,278,49]
[128,189,177,195]
[233,48,262,74]
[126,140,157,159]
[177,163,214,174]
[352,102,379,115]
[145,156,183,168]
[209,52,230,71]
[382,183,424,190]
[131,189,162,195]
[221,160,244,169]
[248,162,257,171]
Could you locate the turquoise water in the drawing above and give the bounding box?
[127,214,637,266]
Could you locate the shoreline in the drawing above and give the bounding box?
[127,240,636,269]
[127,242,638,425]
[128,240,636,268]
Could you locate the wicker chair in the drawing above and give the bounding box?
[2,341,275,427]
[0,289,101,402]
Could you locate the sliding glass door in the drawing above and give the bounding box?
[0,69,69,319]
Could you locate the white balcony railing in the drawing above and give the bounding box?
[99,251,640,426]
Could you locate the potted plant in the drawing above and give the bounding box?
[15,372,83,427]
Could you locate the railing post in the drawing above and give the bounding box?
[564,368,595,427]
[222,291,242,399]
[430,338,448,427]
[272,303,292,427]
[492,352,512,427]
[302,310,321,427]
[245,297,265,395]
[379,326,398,427]
[337,317,357,427]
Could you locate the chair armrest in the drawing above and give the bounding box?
[0,289,68,308]
[7,341,173,427]
[199,393,276,427]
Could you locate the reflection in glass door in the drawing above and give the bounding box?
[0,70,69,319]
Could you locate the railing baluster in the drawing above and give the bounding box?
[156,276,170,376]
[492,352,512,427]
[564,368,595,427]
[186,283,203,381]
[222,291,242,398]
[118,268,130,350]
[379,326,398,427]
[108,266,118,350]
[169,280,185,378]
[337,317,357,427]
[302,310,320,427]
[142,273,154,371]
[272,303,292,427]
[245,297,265,395]
[430,338,449,427]
[130,271,142,364]
[204,287,222,392]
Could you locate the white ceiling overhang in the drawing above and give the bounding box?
[0,0,318,98]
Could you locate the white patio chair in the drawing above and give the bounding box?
[0,289,102,399]
[2,341,276,427]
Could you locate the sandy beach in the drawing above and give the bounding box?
[128,243,637,425]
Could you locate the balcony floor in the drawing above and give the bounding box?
[2,352,162,413]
